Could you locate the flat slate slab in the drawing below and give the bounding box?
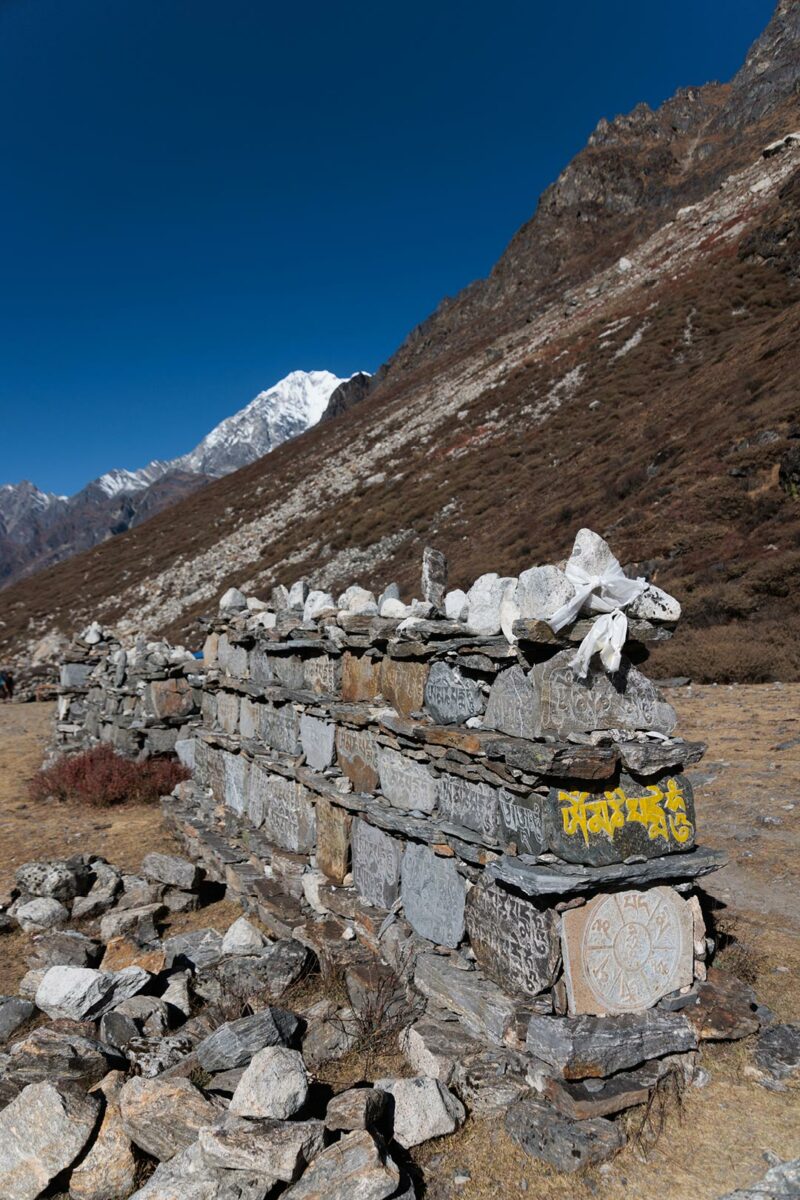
[486,845,726,896]
[436,773,502,845]
[560,887,694,1015]
[526,1010,697,1079]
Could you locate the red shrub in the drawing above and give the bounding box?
[29,745,189,808]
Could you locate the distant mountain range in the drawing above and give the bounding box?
[0,370,369,587]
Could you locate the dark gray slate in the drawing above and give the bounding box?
[252,771,316,854]
[0,997,34,1041]
[483,666,541,742]
[424,662,484,725]
[751,1022,800,1087]
[164,928,224,970]
[526,1011,697,1079]
[505,1097,625,1172]
[546,772,696,865]
[464,880,560,998]
[400,843,466,948]
[258,703,301,754]
[436,773,501,844]
[352,818,404,910]
[414,953,516,1045]
[614,739,706,777]
[495,789,547,856]
[487,845,726,896]
[4,1026,119,1087]
[27,930,102,970]
[196,1009,299,1072]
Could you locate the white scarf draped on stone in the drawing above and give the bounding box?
[548,557,646,678]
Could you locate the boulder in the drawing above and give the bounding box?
[35,965,150,1021]
[374,1076,465,1148]
[747,1022,800,1090]
[0,1081,101,1200]
[444,589,468,622]
[15,897,69,932]
[304,590,337,621]
[119,1075,218,1161]
[465,574,516,636]
[283,1129,400,1200]
[27,930,102,970]
[72,864,122,920]
[164,928,224,971]
[325,1087,390,1133]
[3,1026,117,1088]
[230,1046,309,1119]
[505,1097,625,1172]
[196,1009,299,1072]
[220,587,247,614]
[126,1140,267,1200]
[221,916,267,956]
[0,997,34,1042]
[70,1071,137,1200]
[141,852,201,891]
[99,903,165,944]
[516,565,575,621]
[198,1114,325,1181]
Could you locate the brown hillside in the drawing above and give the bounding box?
[1,2,799,682]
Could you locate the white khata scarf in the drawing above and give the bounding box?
[548,557,646,678]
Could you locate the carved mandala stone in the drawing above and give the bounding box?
[560,886,693,1015]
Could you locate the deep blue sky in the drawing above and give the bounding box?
[1,0,775,495]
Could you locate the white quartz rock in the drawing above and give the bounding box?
[219,587,247,614]
[444,589,468,622]
[303,591,337,621]
[465,574,516,637]
[516,565,576,620]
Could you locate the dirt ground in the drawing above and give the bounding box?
[0,689,798,1199]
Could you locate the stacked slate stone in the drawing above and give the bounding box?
[147,528,760,1171]
[54,621,203,759]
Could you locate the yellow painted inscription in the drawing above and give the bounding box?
[559,779,694,846]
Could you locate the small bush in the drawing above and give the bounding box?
[29,745,189,808]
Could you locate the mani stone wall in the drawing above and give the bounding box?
[157,534,729,1125]
[54,621,203,760]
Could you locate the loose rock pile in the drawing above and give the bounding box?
[14,527,798,1196]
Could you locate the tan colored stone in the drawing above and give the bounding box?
[316,798,352,885]
[380,658,428,717]
[336,727,380,792]
[341,653,382,702]
[148,677,195,721]
[101,936,166,975]
[70,1071,137,1200]
[561,887,693,1015]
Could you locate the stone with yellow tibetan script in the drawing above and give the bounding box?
[560,887,693,1015]
[548,773,695,865]
[465,878,560,998]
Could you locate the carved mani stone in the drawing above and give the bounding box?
[484,653,676,740]
[548,773,696,865]
[560,887,694,1016]
[464,879,560,998]
[400,843,466,948]
[336,728,380,792]
[352,819,403,910]
[377,747,437,814]
[424,662,484,726]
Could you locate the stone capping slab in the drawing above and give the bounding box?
[486,846,726,896]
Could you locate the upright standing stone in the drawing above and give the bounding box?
[304,656,341,696]
[300,715,336,771]
[422,547,448,610]
[465,879,560,997]
[436,773,501,843]
[316,798,352,885]
[401,843,466,948]
[224,753,249,815]
[258,776,316,854]
[380,658,428,717]
[484,665,541,741]
[560,887,694,1015]
[352,819,403,910]
[378,747,437,814]
[341,653,382,702]
[336,727,380,792]
[424,662,484,725]
[495,788,548,856]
